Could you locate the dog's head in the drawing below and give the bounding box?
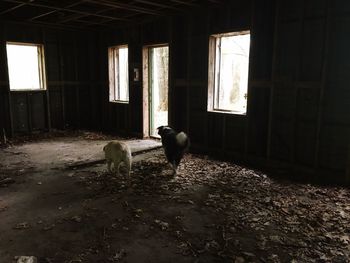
[157,126,164,136]
[157,126,172,137]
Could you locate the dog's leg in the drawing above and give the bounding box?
[107,160,112,173]
[172,161,177,175]
[115,161,121,176]
[124,157,132,187]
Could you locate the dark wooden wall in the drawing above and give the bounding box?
[95,1,259,157]
[96,0,350,183]
[0,22,100,135]
[94,18,172,137]
[271,0,350,183]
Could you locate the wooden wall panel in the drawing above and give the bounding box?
[78,86,92,129]
[188,112,206,147]
[323,88,350,125]
[279,0,302,22]
[328,16,350,87]
[304,0,327,17]
[63,86,77,128]
[300,19,325,81]
[247,87,270,156]
[319,125,350,171]
[330,0,350,14]
[48,87,63,129]
[296,88,320,122]
[249,0,275,80]
[207,114,224,151]
[61,43,76,81]
[270,120,294,161]
[274,22,300,80]
[172,17,188,80]
[46,42,60,81]
[172,84,187,132]
[30,92,47,131]
[11,93,29,133]
[295,122,317,166]
[270,86,296,161]
[188,35,208,80]
[268,0,350,183]
[225,116,246,153]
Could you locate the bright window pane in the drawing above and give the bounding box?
[108,45,129,102]
[6,43,43,91]
[118,47,129,101]
[214,33,250,113]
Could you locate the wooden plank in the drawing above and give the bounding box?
[58,34,66,128]
[2,27,14,136]
[186,16,193,144]
[244,0,256,159]
[314,1,331,169]
[74,36,80,128]
[3,0,130,22]
[290,0,305,165]
[142,47,149,137]
[267,0,280,159]
[41,28,51,131]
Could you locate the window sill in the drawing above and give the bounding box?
[109,100,129,104]
[208,109,247,116]
[10,89,46,92]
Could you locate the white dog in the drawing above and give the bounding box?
[103,141,132,183]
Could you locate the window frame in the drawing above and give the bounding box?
[108,45,129,103]
[207,30,251,115]
[6,42,47,91]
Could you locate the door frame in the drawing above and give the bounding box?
[142,43,169,138]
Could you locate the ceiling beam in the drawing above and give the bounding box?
[2,0,130,21]
[28,1,85,21]
[208,0,224,4]
[0,18,85,30]
[57,6,112,24]
[169,0,199,7]
[84,0,164,16]
[132,0,182,11]
[0,2,26,15]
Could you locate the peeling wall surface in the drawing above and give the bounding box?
[1,0,350,183]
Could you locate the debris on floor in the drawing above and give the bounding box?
[0,134,350,262]
[0,130,125,149]
[14,256,37,263]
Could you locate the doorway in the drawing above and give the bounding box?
[143,45,169,137]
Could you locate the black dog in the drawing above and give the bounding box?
[157,126,190,175]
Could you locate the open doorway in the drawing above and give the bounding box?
[143,45,169,137]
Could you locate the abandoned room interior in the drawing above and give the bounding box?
[1,0,350,262]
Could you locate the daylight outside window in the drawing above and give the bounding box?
[208,31,250,114]
[6,42,46,91]
[108,45,129,102]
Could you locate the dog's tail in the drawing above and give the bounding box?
[176,132,190,150]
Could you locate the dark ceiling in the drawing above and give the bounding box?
[0,0,224,29]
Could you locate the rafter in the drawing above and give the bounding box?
[29,1,85,21]
[169,0,199,7]
[132,0,182,11]
[2,0,130,21]
[0,2,26,15]
[84,0,164,16]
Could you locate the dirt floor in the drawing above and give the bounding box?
[1,132,350,262]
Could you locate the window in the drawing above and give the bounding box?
[208,31,250,114]
[6,42,46,91]
[108,45,129,102]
